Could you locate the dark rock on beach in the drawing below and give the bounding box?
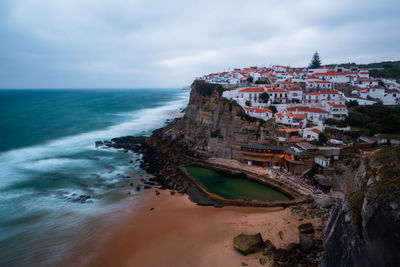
[298,223,314,235]
[233,233,265,255]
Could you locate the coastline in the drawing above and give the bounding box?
[68,188,322,267]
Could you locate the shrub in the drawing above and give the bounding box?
[210,129,221,138]
[269,105,277,113]
[346,100,359,108]
[318,132,328,145]
[192,80,224,97]
[259,92,269,103]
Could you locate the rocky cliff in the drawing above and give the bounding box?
[106,81,400,266]
[149,80,277,160]
[322,146,400,267]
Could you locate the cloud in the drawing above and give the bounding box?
[0,0,399,88]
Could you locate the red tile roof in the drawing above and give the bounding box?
[320,90,339,94]
[307,90,339,96]
[287,106,328,113]
[287,106,309,112]
[314,81,331,84]
[290,113,307,119]
[244,107,272,113]
[307,108,329,114]
[327,102,346,108]
[267,89,289,93]
[311,128,322,134]
[239,87,265,93]
[314,72,345,76]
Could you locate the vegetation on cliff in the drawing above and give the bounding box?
[326,60,400,80]
[348,146,400,231]
[192,80,224,96]
[326,105,400,136]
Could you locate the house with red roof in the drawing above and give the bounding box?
[288,87,303,103]
[243,106,273,119]
[324,102,348,120]
[303,127,322,141]
[306,80,332,90]
[286,106,329,124]
[307,67,331,76]
[310,72,349,83]
[306,90,341,103]
[274,112,307,128]
[238,87,266,104]
[267,88,289,103]
[278,81,294,89]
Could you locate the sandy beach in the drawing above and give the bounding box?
[68,188,320,267]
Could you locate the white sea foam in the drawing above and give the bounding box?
[0,90,189,188]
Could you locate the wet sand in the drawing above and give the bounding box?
[71,189,318,267]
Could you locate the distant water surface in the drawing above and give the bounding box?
[0,88,189,266]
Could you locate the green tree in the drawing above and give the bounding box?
[346,100,359,108]
[245,100,252,107]
[260,92,269,103]
[318,132,328,144]
[309,51,321,69]
[269,105,277,113]
[246,77,254,83]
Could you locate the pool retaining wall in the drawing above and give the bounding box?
[179,162,309,207]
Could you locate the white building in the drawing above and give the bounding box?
[311,72,350,83]
[267,88,289,103]
[238,87,266,104]
[306,80,333,90]
[324,102,348,120]
[315,156,330,167]
[303,127,322,141]
[244,107,273,119]
[351,77,379,88]
[288,88,303,102]
[306,90,341,103]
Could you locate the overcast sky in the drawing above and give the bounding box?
[0,0,399,88]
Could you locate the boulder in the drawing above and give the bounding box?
[298,223,314,235]
[233,233,265,255]
[273,249,288,262]
[300,233,313,252]
[286,242,299,251]
[95,141,103,147]
[262,240,276,255]
[259,257,267,265]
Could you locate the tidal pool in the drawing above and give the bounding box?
[184,166,292,201]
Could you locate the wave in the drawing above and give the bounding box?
[0,90,189,189]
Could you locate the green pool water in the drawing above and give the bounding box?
[184,166,292,201]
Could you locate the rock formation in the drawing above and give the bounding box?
[322,146,400,267]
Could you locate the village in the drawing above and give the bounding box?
[197,60,400,194]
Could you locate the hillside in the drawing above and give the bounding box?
[325,60,400,80]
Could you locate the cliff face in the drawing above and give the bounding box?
[150,81,276,160]
[146,81,400,266]
[323,146,400,267]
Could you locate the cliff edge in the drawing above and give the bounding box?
[323,146,400,267]
[149,80,276,160]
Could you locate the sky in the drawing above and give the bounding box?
[0,0,399,88]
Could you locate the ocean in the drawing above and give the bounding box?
[0,88,189,266]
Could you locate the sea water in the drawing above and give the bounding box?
[0,88,189,266]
